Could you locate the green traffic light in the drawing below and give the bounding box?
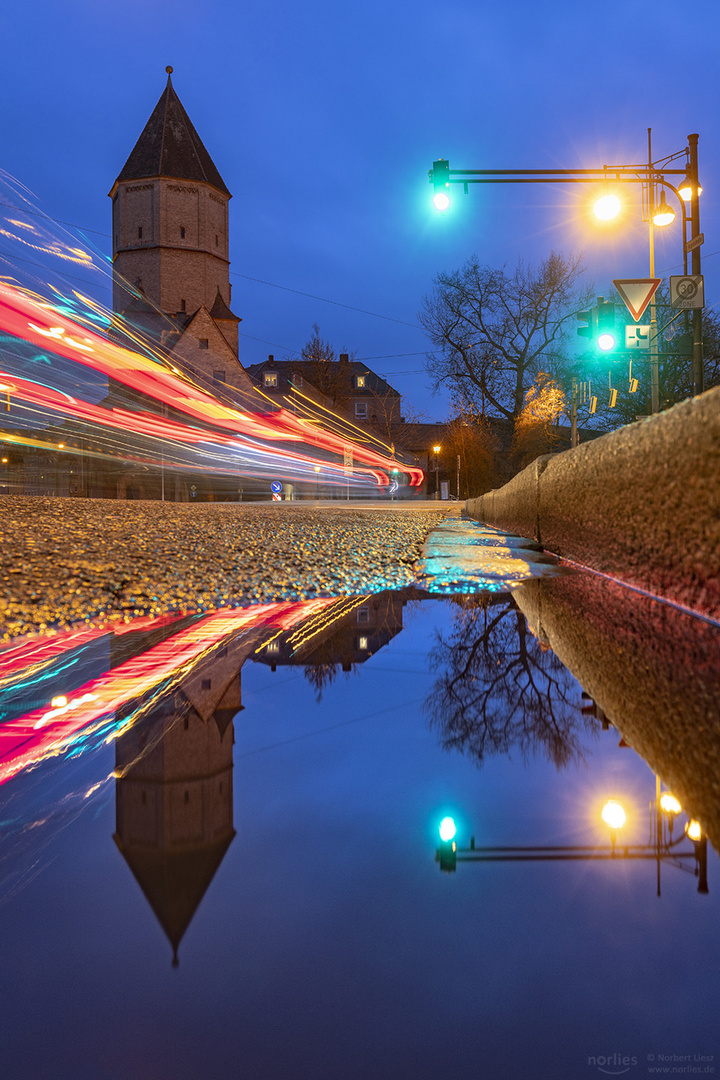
[433,192,450,211]
[598,333,616,352]
[439,816,456,842]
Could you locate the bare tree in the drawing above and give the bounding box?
[298,323,351,410]
[442,406,500,498]
[424,594,597,769]
[420,252,592,421]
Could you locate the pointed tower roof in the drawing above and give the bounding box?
[114,833,235,957]
[114,68,230,196]
[209,288,241,323]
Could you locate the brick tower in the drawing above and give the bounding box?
[109,68,252,397]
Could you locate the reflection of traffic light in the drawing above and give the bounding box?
[596,301,616,352]
[430,159,451,211]
[437,816,457,872]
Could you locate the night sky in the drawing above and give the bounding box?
[2,0,719,418]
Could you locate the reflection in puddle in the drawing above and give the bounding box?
[0,575,719,1074]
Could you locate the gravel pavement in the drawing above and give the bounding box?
[1,497,448,640]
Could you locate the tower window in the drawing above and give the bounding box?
[180,226,185,239]
[215,234,219,246]
[137,226,142,239]
[202,678,211,689]
[180,299,186,312]
[184,790,190,804]
[199,339,209,350]
[213,370,225,384]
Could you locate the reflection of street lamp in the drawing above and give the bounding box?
[436,790,710,894]
[432,445,441,498]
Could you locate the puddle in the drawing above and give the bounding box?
[0,572,719,1078]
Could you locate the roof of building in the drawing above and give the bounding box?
[209,289,240,323]
[113,73,231,196]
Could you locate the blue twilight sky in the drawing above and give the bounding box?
[1,0,719,419]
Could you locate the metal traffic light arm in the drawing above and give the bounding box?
[429,134,704,400]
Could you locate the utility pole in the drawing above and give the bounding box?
[456,454,461,499]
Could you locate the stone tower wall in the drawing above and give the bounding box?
[112,178,230,317]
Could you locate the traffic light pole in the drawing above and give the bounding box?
[430,136,704,406]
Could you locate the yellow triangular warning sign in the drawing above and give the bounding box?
[613,278,661,322]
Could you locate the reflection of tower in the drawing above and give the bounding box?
[113,682,237,965]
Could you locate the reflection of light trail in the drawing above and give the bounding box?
[0,613,186,690]
[0,283,424,487]
[0,599,334,787]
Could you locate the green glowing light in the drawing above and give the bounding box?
[439,816,456,842]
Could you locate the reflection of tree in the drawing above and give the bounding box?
[425,595,597,768]
[303,662,341,700]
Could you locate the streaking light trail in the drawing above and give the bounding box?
[0,282,424,489]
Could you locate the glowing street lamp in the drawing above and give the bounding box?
[652,191,676,227]
[601,799,626,831]
[593,192,621,221]
[678,170,702,202]
[432,444,441,498]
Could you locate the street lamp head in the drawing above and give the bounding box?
[433,444,441,454]
[652,192,675,227]
[679,171,702,202]
[687,819,702,842]
[601,799,626,830]
[433,192,450,212]
[660,792,682,816]
[593,193,621,221]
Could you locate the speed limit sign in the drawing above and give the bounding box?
[670,275,704,309]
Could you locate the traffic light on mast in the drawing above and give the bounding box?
[596,300,617,352]
[431,159,451,211]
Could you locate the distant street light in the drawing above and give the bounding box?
[432,444,441,498]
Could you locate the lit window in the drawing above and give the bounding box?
[358,636,369,651]
[264,372,278,388]
[199,338,209,349]
[180,226,186,239]
[356,375,366,388]
[355,402,368,419]
[266,640,279,653]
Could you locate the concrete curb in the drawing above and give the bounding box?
[466,385,720,620]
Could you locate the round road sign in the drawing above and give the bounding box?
[270,481,282,493]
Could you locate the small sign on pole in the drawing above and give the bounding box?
[669,275,705,310]
[625,325,650,350]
